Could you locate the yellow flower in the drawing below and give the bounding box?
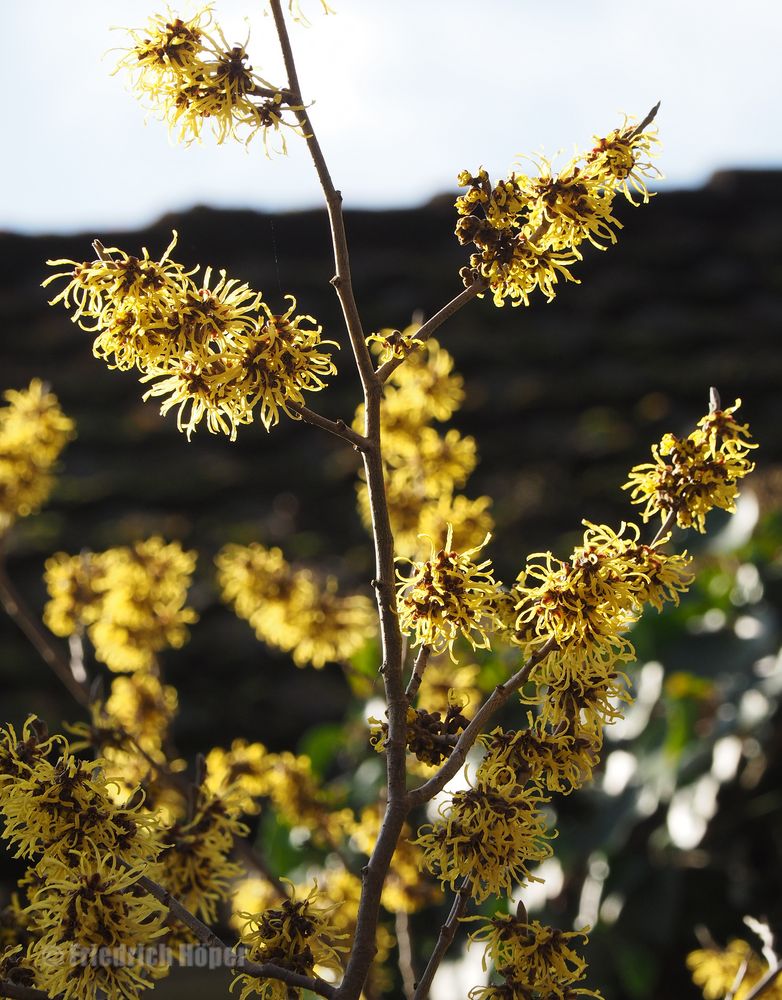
[26,846,169,1000]
[159,783,247,928]
[514,521,694,671]
[624,400,756,531]
[479,720,599,795]
[519,154,623,252]
[416,656,481,719]
[205,740,271,814]
[117,8,300,149]
[45,237,335,440]
[415,770,552,902]
[584,112,661,204]
[232,884,347,1000]
[687,940,767,1000]
[455,112,659,306]
[44,538,198,674]
[467,915,599,998]
[216,542,374,668]
[0,719,163,866]
[0,380,74,534]
[254,750,353,848]
[397,527,501,657]
[103,673,179,755]
[366,324,424,363]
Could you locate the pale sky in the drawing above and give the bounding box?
[2,0,781,234]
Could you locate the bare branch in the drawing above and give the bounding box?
[412,878,471,1000]
[291,403,368,450]
[408,639,557,808]
[396,910,417,1000]
[376,281,486,384]
[0,553,90,709]
[405,645,430,703]
[267,8,409,1000]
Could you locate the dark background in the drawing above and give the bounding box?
[1,170,781,998]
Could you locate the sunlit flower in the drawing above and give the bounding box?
[467,914,599,998]
[455,112,659,306]
[584,112,661,204]
[624,401,756,531]
[26,846,169,1000]
[46,237,334,440]
[478,719,599,795]
[232,884,347,1000]
[415,770,552,902]
[0,719,163,866]
[0,380,74,534]
[397,527,501,657]
[44,538,198,674]
[366,324,424,363]
[117,7,301,149]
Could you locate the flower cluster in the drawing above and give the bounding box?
[232,867,396,998]
[467,914,601,1000]
[624,399,757,531]
[414,770,552,903]
[356,332,493,557]
[0,380,74,535]
[0,719,169,999]
[408,402,751,960]
[160,782,248,929]
[511,520,693,771]
[369,699,469,766]
[117,7,301,150]
[232,885,347,1000]
[216,542,374,668]
[44,537,198,674]
[205,740,353,847]
[396,527,502,658]
[0,718,163,866]
[26,849,169,1000]
[44,235,336,440]
[478,719,599,797]
[455,111,660,306]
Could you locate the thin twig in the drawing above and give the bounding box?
[405,646,430,702]
[650,509,677,547]
[725,956,750,1000]
[395,910,417,1000]
[266,7,410,1000]
[137,874,336,999]
[376,281,486,384]
[0,555,90,708]
[291,403,368,450]
[412,878,471,1000]
[407,639,557,808]
[266,0,374,396]
[628,101,661,139]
